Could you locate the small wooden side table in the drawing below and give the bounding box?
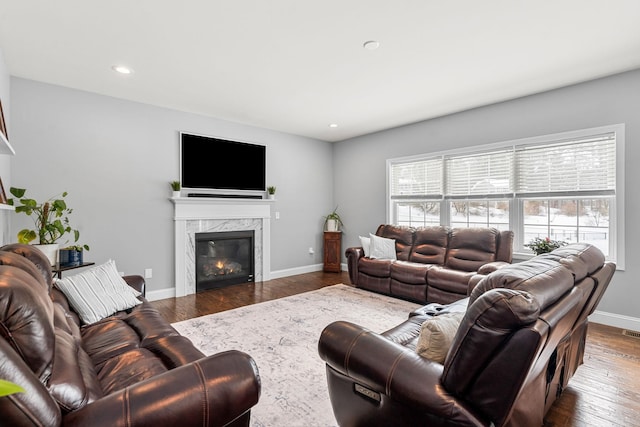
[53,262,95,279]
[323,231,342,272]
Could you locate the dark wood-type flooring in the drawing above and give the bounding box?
[151,271,640,427]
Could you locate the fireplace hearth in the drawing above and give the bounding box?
[195,230,255,291]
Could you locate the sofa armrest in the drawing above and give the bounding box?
[345,247,364,285]
[63,350,261,427]
[477,261,510,275]
[318,321,484,424]
[123,274,145,297]
[468,262,511,294]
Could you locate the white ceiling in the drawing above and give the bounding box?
[1,1,640,142]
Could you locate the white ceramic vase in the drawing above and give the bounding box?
[34,243,59,266]
[326,219,339,232]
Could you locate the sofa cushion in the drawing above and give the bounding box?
[54,260,142,324]
[0,266,55,383]
[469,257,574,311]
[427,267,475,302]
[48,328,103,412]
[375,224,414,261]
[416,311,464,363]
[539,242,605,281]
[390,261,431,285]
[445,228,499,271]
[369,233,397,260]
[1,243,55,292]
[443,288,540,391]
[358,257,393,277]
[409,226,449,264]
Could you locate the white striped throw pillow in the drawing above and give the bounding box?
[54,260,142,324]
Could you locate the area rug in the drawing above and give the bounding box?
[172,284,421,427]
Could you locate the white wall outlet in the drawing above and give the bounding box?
[275,211,280,219]
[308,247,314,254]
[144,268,153,278]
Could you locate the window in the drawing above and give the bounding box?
[387,124,624,267]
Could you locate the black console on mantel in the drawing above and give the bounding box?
[187,193,263,199]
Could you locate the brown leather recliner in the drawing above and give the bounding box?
[319,243,615,427]
[0,244,261,427]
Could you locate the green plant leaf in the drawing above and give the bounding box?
[52,199,67,211]
[17,229,37,244]
[0,379,25,397]
[9,187,25,198]
[21,199,37,209]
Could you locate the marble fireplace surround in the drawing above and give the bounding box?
[172,197,273,297]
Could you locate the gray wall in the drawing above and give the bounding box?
[9,78,335,294]
[334,69,640,324]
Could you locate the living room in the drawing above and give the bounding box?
[0,2,638,426]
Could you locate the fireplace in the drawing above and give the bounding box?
[195,230,255,291]
[172,197,272,297]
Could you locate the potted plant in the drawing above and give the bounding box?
[170,180,181,197]
[267,186,276,199]
[8,187,84,265]
[324,206,343,232]
[524,237,568,255]
[59,244,90,266]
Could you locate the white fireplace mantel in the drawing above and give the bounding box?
[172,197,273,297]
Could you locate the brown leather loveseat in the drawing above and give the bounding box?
[0,244,261,427]
[346,225,513,304]
[319,243,615,427]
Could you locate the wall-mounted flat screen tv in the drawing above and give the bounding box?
[180,132,266,192]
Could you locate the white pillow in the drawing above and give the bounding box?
[368,233,397,260]
[54,260,142,325]
[416,312,465,363]
[359,236,371,257]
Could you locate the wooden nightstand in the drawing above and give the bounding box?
[323,231,342,272]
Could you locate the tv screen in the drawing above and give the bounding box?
[181,133,266,192]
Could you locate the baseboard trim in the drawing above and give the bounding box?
[146,287,176,302]
[146,263,349,301]
[269,264,324,279]
[590,310,640,331]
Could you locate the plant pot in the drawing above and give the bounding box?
[172,191,181,198]
[34,243,59,266]
[267,194,275,200]
[59,248,83,266]
[326,219,339,232]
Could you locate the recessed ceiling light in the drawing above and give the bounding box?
[329,123,339,128]
[112,65,134,75]
[363,40,380,50]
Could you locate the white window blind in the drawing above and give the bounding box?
[390,157,442,198]
[515,133,616,197]
[444,149,513,198]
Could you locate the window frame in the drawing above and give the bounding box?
[386,124,625,269]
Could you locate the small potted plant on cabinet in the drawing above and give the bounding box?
[8,187,85,266]
[324,206,344,232]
